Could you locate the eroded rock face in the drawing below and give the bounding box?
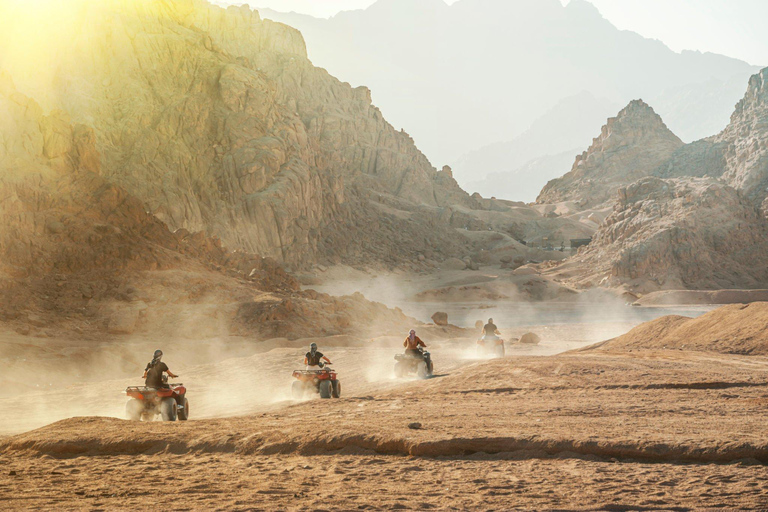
[537,100,683,208]
[4,0,473,267]
[715,68,768,203]
[549,177,768,291]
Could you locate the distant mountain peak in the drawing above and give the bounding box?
[536,99,683,207]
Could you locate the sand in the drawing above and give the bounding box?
[3,343,768,509]
[592,302,768,355]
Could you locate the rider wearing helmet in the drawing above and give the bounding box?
[304,343,332,368]
[482,318,500,339]
[142,349,178,389]
[403,329,426,356]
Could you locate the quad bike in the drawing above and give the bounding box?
[292,364,341,399]
[125,376,188,422]
[476,335,505,358]
[394,348,434,379]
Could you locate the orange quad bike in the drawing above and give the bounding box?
[476,335,505,358]
[125,377,188,422]
[292,364,341,399]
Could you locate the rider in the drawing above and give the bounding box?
[143,349,178,388]
[482,318,500,340]
[403,329,427,356]
[304,342,332,368]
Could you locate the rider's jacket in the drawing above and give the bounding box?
[403,336,426,350]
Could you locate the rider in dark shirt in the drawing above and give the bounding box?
[143,349,178,388]
[482,318,500,339]
[304,343,332,368]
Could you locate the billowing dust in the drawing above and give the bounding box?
[1,268,714,435]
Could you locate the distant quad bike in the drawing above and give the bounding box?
[292,364,341,399]
[476,335,505,358]
[394,348,434,379]
[125,377,188,422]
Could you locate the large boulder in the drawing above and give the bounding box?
[519,332,541,345]
[431,312,449,326]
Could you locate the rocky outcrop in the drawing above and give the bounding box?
[714,68,768,203]
[537,100,684,208]
[546,177,768,292]
[0,77,430,341]
[654,68,768,207]
[2,0,473,268]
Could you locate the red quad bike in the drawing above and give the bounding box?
[292,364,341,399]
[477,335,505,358]
[125,377,189,422]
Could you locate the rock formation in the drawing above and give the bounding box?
[0,75,419,340]
[546,177,768,292]
[537,100,684,208]
[654,68,768,207]
[2,0,474,268]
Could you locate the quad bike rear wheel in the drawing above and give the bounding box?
[319,380,332,399]
[332,379,341,398]
[292,380,305,400]
[394,361,404,378]
[160,397,178,421]
[125,399,143,421]
[495,344,505,358]
[178,397,190,421]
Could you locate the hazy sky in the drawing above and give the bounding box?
[229,0,767,66]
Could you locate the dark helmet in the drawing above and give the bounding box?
[309,342,318,353]
[153,349,163,361]
[488,318,494,324]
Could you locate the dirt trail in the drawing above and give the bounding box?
[5,351,768,464]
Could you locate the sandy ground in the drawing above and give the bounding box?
[0,322,631,436]
[3,452,768,510]
[3,346,768,509]
[0,269,762,510]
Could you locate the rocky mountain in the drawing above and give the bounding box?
[537,100,684,208]
[0,72,427,340]
[259,0,758,193]
[1,0,477,269]
[545,177,768,293]
[654,68,768,207]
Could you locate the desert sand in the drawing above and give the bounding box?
[3,302,768,509]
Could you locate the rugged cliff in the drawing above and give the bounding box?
[537,100,684,208]
[655,68,768,205]
[0,74,421,340]
[714,68,768,204]
[545,177,768,293]
[2,0,473,268]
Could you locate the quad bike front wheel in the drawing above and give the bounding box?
[292,380,305,400]
[495,344,505,358]
[178,397,190,421]
[125,399,144,421]
[160,397,178,421]
[427,360,434,376]
[319,380,332,399]
[332,379,341,398]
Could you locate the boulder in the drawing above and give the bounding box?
[431,312,449,326]
[519,332,541,345]
[441,258,467,271]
